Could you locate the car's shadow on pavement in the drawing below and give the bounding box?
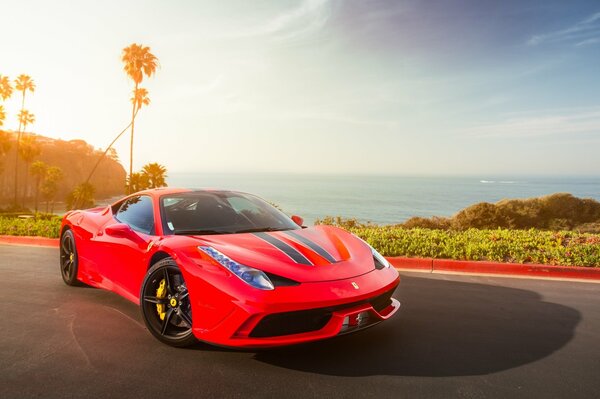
[252,275,581,377]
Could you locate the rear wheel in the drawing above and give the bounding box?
[60,229,83,286]
[140,258,197,347]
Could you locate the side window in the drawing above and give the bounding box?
[115,195,155,235]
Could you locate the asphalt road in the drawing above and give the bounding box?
[1,245,599,399]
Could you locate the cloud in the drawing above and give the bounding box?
[575,37,600,47]
[220,0,334,44]
[461,107,600,138]
[272,109,399,128]
[527,11,600,46]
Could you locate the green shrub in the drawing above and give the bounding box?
[0,215,61,238]
[402,216,451,230]
[314,216,376,230]
[348,226,600,267]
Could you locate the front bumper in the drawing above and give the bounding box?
[187,266,401,348]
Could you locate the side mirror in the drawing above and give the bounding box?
[291,215,304,227]
[105,223,135,239]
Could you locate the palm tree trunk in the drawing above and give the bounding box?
[22,163,29,208]
[34,178,39,213]
[13,91,26,206]
[128,82,138,194]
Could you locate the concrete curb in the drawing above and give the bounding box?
[387,256,600,281]
[2,235,599,281]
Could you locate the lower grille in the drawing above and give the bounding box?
[249,309,332,338]
[371,288,394,313]
[248,285,397,338]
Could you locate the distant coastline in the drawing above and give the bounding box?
[167,172,600,225]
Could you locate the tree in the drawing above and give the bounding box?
[30,160,47,212]
[125,172,150,193]
[0,130,11,155]
[17,125,40,205]
[108,147,119,161]
[141,162,167,188]
[66,182,95,210]
[0,130,12,174]
[0,75,13,101]
[121,44,158,192]
[131,87,150,110]
[41,166,62,213]
[0,74,13,129]
[13,74,35,205]
[18,110,35,130]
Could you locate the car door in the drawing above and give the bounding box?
[96,195,156,302]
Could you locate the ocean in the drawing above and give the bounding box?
[167,173,600,225]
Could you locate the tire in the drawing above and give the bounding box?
[60,229,83,286]
[140,258,197,347]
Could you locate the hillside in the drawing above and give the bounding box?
[0,130,126,206]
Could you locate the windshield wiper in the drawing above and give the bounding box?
[173,229,226,236]
[233,227,290,234]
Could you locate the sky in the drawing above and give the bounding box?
[1,0,599,176]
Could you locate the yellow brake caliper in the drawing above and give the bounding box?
[156,279,167,320]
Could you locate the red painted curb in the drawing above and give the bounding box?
[432,258,600,281]
[0,235,59,248]
[386,256,600,281]
[386,257,433,271]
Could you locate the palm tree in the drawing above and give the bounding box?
[41,166,63,213]
[30,160,47,212]
[13,74,35,205]
[0,75,13,101]
[141,162,167,188]
[66,182,95,210]
[19,134,41,205]
[18,110,35,131]
[0,130,11,155]
[121,44,158,191]
[131,87,151,110]
[0,130,12,175]
[16,111,36,205]
[0,75,13,128]
[125,172,150,193]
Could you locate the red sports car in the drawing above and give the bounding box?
[60,188,400,348]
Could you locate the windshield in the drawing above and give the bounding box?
[160,191,300,235]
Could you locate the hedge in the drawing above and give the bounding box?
[0,216,61,238]
[351,227,600,267]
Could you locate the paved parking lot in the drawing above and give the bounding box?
[1,245,599,398]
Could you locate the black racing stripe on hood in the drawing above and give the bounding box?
[253,232,313,266]
[283,230,338,264]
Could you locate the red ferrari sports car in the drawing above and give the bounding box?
[60,188,400,348]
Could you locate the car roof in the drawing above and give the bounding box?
[127,187,249,198]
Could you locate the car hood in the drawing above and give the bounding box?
[192,226,375,283]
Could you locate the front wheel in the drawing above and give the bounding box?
[140,258,197,347]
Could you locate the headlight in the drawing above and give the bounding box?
[198,246,274,290]
[353,235,390,269]
[371,246,391,269]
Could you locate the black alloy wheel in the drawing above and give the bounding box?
[140,258,197,347]
[60,229,83,286]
